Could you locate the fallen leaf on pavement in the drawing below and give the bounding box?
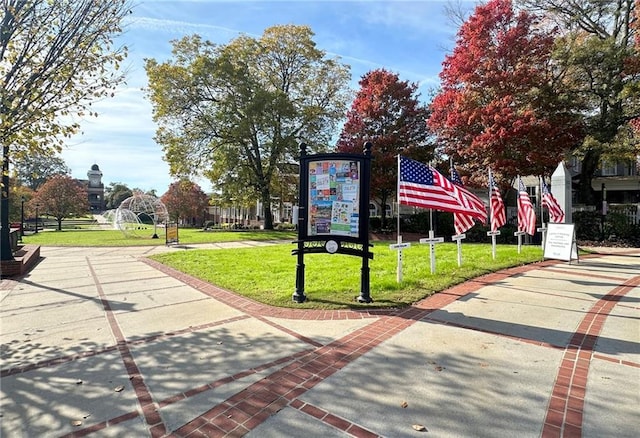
[401,401,408,408]
[114,385,124,392]
[412,424,427,431]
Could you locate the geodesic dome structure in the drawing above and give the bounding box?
[114,194,169,237]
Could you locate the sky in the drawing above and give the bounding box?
[60,0,476,194]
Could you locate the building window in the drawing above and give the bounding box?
[569,156,582,174]
[526,186,537,207]
[601,161,617,176]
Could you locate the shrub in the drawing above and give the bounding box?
[574,210,601,240]
[275,222,296,231]
[369,216,382,231]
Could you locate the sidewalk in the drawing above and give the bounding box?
[1,245,638,437]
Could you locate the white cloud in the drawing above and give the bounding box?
[59,0,459,198]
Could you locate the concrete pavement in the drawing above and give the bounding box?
[1,244,639,437]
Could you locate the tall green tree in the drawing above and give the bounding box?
[32,175,88,231]
[12,152,70,190]
[145,25,351,229]
[1,0,130,260]
[428,0,583,186]
[336,69,432,228]
[524,0,639,204]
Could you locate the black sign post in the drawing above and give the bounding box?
[292,142,373,303]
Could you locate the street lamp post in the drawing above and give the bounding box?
[20,196,25,240]
[35,203,40,234]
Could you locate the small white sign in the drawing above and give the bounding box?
[543,223,578,261]
[390,242,411,250]
[419,237,444,244]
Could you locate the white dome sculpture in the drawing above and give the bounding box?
[115,194,169,238]
[102,209,117,226]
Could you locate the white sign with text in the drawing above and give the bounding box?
[543,223,578,262]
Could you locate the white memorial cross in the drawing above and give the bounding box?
[487,230,501,260]
[389,236,411,283]
[451,233,466,267]
[420,230,445,274]
[514,230,526,253]
[537,223,547,250]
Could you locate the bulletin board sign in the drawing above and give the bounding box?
[543,223,578,262]
[307,159,362,239]
[292,142,374,304]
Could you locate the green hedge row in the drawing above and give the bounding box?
[371,209,639,244]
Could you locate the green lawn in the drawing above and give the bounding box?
[21,228,544,310]
[21,228,296,246]
[150,242,544,310]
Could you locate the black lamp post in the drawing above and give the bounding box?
[20,196,25,240]
[35,203,40,234]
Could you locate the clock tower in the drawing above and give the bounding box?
[87,164,105,211]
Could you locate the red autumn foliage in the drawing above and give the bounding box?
[336,68,432,226]
[32,175,89,230]
[428,0,583,184]
[161,180,210,225]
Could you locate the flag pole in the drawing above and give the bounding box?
[537,175,547,250]
[515,175,524,254]
[489,168,497,259]
[397,154,401,246]
[451,158,463,267]
[395,154,403,282]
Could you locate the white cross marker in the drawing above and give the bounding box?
[389,236,411,283]
[451,233,466,267]
[514,231,526,253]
[537,224,547,250]
[420,230,445,274]
[487,230,501,260]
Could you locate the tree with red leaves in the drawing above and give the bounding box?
[161,180,210,226]
[428,0,583,185]
[336,69,432,228]
[33,175,89,231]
[630,0,640,134]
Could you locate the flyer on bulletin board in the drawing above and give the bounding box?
[308,159,360,238]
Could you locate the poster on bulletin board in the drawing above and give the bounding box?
[307,159,361,239]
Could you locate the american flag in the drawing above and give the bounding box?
[489,170,506,232]
[450,166,488,234]
[399,157,486,216]
[517,177,536,235]
[541,180,565,223]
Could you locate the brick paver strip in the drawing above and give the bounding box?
[160,260,569,436]
[541,274,640,438]
[85,257,168,437]
[3,252,637,437]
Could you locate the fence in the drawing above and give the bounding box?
[608,204,639,225]
[572,204,639,225]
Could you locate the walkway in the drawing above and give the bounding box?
[1,245,638,437]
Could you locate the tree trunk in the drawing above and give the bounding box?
[576,150,600,206]
[1,144,14,261]
[262,189,274,230]
[57,217,62,231]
